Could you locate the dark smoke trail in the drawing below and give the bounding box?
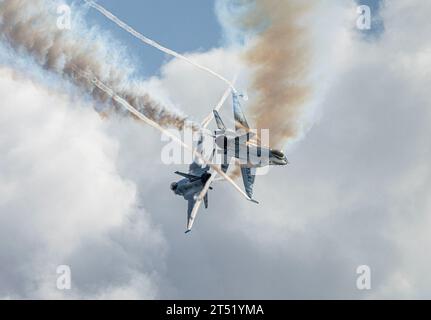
[0,0,191,129]
[239,0,313,148]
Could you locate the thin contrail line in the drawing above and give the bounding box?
[84,0,238,93]
[74,68,253,202]
[201,75,237,129]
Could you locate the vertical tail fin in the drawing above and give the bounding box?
[204,193,208,209]
[213,110,226,131]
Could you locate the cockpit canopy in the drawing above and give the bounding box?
[271,149,285,159]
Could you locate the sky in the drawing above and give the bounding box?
[84,0,223,76]
[357,0,384,37]
[1,0,431,300]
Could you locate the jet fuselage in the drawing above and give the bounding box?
[171,172,211,200]
[215,135,288,168]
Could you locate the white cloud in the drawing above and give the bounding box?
[0,68,166,299]
[1,0,431,300]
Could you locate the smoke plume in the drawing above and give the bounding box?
[0,0,190,129]
[241,0,313,148]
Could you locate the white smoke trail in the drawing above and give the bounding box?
[0,0,191,130]
[81,70,254,202]
[201,75,237,129]
[85,0,238,93]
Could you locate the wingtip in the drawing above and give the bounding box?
[185,229,192,234]
[249,198,259,204]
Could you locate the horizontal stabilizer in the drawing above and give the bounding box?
[175,171,200,180]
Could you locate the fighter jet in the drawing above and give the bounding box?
[170,161,214,233]
[169,87,234,234]
[170,85,260,233]
[213,92,288,201]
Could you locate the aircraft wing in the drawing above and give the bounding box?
[185,171,216,233]
[186,198,201,233]
[240,166,257,201]
[233,93,250,133]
